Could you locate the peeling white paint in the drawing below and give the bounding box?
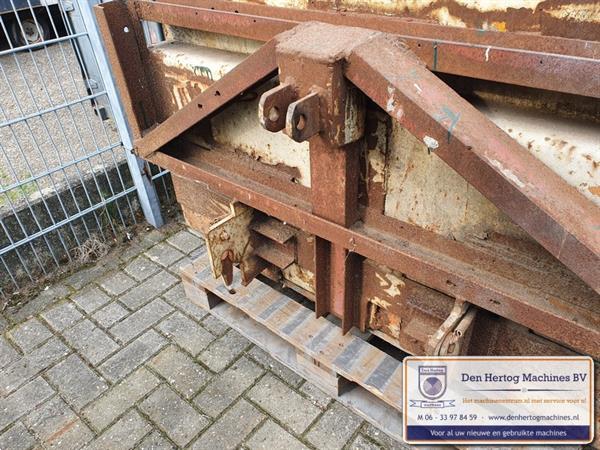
[387,322,401,338]
[431,6,468,27]
[384,124,529,242]
[386,86,396,113]
[454,0,543,12]
[369,148,386,183]
[371,295,392,309]
[212,81,311,187]
[545,3,600,22]
[375,272,406,297]
[485,47,491,62]
[423,135,439,150]
[484,102,600,206]
[344,88,365,144]
[282,264,315,293]
[489,159,526,188]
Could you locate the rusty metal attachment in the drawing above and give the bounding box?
[205,202,254,286]
[425,299,475,356]
[285,93,320,143]
[258,82,297,132]
[95,3,600,365]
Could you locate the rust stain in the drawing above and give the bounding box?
[588,185,600,197]
[548,296,600,328]
[45,418,78,445]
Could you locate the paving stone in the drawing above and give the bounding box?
[166,229,203,254]
[194,356,264,418]
[145,243,185,267]
[157,312,214,356]
[109,299,173,343]
[65,260,117,290]
[0,315,8,333]
[82,367,160,432]
[119,271,178,311]
[24,396,93,449]
[92,302,129,328]
[46,354,108,411]
[138,430,175,450]
[191,399,263,450]
[85,409,152,450]
[99,330,166,383]
[99,272,137,296]
[201,314,229,337]
[140,385,209,448]
[8,318,52,352]
[0,421,37,450]
[163,284,207,321]
[63,319,119,366]
[246,420,308,450]
[41,301,83,331]
[248,346,304,388]
[197,329,250,372]
[149,346,211,399]
[118,241,147,263]
[306,402,363,450]
[139,228,167,248]
[363,423,408,449]
[1,338,70,394]
[5,284,70,323]
[124,255,161,282]
[169,255,191,273]
[350,434,382,450]
[0,336,19,370]
[0,377,55,429]
[72,287,112,314]
[300,382,333,410]
[247,374,321,435]
[189,245,207,259]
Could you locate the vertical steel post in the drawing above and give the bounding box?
[75,0,164,228]
[269,27,370,333]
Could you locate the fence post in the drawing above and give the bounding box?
[74,0,164,228]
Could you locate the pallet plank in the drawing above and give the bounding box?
[185,255,406,412]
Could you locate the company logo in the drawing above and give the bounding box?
[419,365,447,400]
[410,365,455,408]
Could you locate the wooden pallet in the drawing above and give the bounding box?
[181,254,408,443]
[182,256,576,450]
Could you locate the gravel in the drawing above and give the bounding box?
[0,42,126,214]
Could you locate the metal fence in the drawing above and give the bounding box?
[0,0,171,297]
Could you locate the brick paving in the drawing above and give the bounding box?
[0,224,408,449]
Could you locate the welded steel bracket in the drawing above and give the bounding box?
[253,23,600,294]
[133,40,278,158]
[205,202,254,287]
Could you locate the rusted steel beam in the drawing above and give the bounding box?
[148,149,600,358]
[134,40,278,158]
[343,30,600,292]
[133,0,600,98]
[135,0,292,42]
[94,2,158,138]
[142,0,598,57]
[310,139,361,330]
[175,140,597,314]
[271,29,366,332]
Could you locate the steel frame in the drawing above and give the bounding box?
[94,3,600,358]
[132,0,600,99]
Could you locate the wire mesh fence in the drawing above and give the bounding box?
[0,0,171,298]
